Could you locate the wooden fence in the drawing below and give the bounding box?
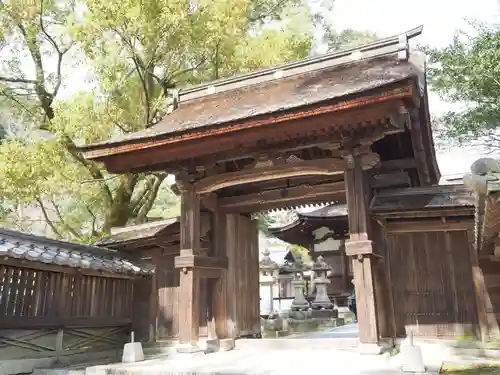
[0,263,147,360]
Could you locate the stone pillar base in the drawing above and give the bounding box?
[401,344,425,373]
[122,342,145,363]
[175,343,206,357]
[311,308,338,319]
[205,338,235,353]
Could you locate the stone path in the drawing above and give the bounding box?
[86,347,422,375]
[85,324,442,375]
[293,321,360,339]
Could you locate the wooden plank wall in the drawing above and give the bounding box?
[384,229,479,338]
[0,264,138,359]
[155,251,209,340]
[156,252,179,339]
[151,213,260,340]
[226,214,260,337]
[372,223,393,339]
[477,255,500,338]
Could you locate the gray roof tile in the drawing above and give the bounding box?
[0,228,154,275]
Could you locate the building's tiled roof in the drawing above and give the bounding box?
[95,217,179,246]
[114,57,421,143]
[79,26,424,150]
[0,228,153,275]
[299,204,348,219]
[370,185,475,212]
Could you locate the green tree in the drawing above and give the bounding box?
[257,213,278,235]
[289,243,310,262]
[0,0,313,241]
[0,0,379,242]
[326,28,378,51]
[426,23,500,148]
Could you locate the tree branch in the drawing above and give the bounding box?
[0,76,37,84]
[134,174,166,224]
[130,176,151,212]
[61,135,114,205]
[50,198,81,238]
[84,204,99,237]
[39,0,73,97]
[36,197,62,238]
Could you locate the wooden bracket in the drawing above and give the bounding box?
[174,254,228,270]
[341,147,380,171]
[345,240,375,257]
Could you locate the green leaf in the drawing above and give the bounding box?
[426,22,500,147]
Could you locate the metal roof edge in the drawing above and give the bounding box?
[109,217,179,236]
[179,25,423,102]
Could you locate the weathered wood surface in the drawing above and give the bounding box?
[0,263,140,359]
[225,214,260,337]
[194,158,346,194]
[371,185,475,214]
[344,149,380,344]
[0,326,129,360]
[218,181,346,213]
[385,229,479,338]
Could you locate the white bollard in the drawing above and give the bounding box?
[401,331,425,373]
[122,330,145,363]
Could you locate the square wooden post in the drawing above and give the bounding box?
[175,182,202,348]
[343,148,382,353]
[212,209,230,339]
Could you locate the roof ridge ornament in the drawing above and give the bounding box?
[178,26,424,103]
[273,70,284,79]
[350,50,364,61]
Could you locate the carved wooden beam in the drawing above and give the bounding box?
[218,181,345,213]
[193,158,345,194]
[385,219,473,233]
[231,195,346,214]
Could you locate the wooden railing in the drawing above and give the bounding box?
[0,263,144,360]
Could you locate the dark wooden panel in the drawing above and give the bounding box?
[156,253,180,339]
[0,263,142,358]
[386,230,478,338]
[226,214,260,337]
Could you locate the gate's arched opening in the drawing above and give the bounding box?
[79,26,445,353]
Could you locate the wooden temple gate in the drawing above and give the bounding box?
[80,26,485,350]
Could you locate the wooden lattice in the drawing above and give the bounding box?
[0,265,134,319]
[0,264,139,359]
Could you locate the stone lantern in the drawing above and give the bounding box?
[259,248,278,318]
[283,252,310,314]
[311,255,337,318]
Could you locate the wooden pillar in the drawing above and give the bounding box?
[149,251,160,342]
[212,209,230,339]
[339,239,348,290]
[176,182,201,345]
[343,148,381,348]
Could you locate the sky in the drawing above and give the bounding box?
[330,0,500,177]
